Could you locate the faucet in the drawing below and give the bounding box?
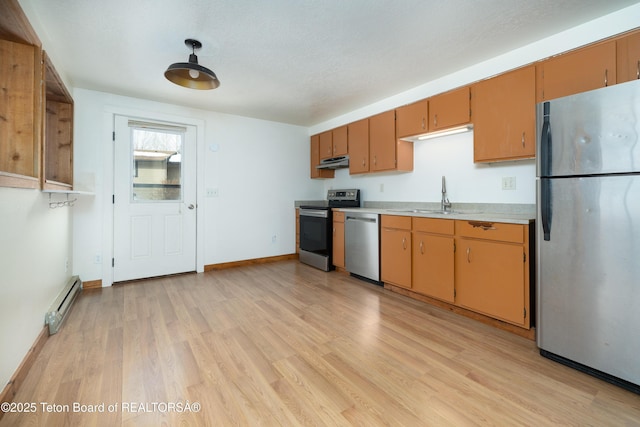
[441,176,452,212]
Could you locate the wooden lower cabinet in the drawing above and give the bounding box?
[455,238,526,326]
[412,231,455,303]
[381,215,533,330]
[454,220,531,328]
[380,215,412,288]
[332,211,345,268]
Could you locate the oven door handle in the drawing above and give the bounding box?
[300,209,329,218]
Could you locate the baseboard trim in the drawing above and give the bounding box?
[82,279,102,290]
[384,283,536,341]
[0,325,49,420]
[204,254,298,271]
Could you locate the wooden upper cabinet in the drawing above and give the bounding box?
[369,110,397,172]
[473,66,536,163]
[0,38,40,188]
[616,30,640,83]
[396,99,428,138]
[332,125,348,157]
[348,118,369,174]
[428,86,470,131]
[310,134,334,179]
[43,52,74,190]
[369,110,413,172]
[537,41,616,102]
[319,130,333,160]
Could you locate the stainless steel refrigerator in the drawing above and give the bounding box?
[536,79,640,393]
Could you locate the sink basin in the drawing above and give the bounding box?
[387,209,456,215]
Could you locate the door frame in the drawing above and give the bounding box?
[101,106,206,286]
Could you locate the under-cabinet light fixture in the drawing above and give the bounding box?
[165,39,220,90]
[417,124,473,140]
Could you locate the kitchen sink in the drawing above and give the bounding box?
[387,209,457,215]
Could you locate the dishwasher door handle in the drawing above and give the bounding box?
[346,216,377,223]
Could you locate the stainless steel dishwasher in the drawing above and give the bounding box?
[345,211,381,284]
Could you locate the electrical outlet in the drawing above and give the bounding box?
[65,258,69,273]
[502,176,516,191]
[206,188,219,197]
[271,235,277,244]
[94,254,102,264]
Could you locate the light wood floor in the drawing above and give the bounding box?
[2,260,639,426]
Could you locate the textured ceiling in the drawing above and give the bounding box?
[21,0,640,126]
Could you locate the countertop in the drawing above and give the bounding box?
[300,201,536,225]
[335,207,534,225]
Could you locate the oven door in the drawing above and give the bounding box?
[299,208,333,271]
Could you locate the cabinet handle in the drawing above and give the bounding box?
[333,227,336,235]
[374,155,377,165]
[362,159,366,167]
[522,132,525,148]
[421,117,425,129]
[604,69,608,87]
[468,220,496,230]
[434,114,438,127]
[420,240,424,254]
[466,247,471,263]
[402,237,407,250]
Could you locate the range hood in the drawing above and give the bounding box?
[317,155,349,170]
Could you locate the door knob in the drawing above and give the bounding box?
[188,204,195,210]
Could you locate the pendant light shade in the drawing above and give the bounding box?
[165,39,220,90]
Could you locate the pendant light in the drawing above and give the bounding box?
[165,39,220,90]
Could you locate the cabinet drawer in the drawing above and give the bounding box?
[333,211,345,222]
[455,220,523,243]
[412,217,454,234]
[381,215,412,230]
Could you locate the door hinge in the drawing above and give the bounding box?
[524,308,527,318]
[112,194,115,204]
[112,131,115,141]
[454,289,457,298]
[523,252,526,262]
[112,258,115,267]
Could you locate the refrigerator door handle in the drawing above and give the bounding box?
[541,178,551,241]
[540,102,551,177]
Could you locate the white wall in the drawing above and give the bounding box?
[72,88,322,285]
[310,4,640,204]
[0,188,73,389]
[329,133,536,205]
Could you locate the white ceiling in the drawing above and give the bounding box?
[22,0,640,127]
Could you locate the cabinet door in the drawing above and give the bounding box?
[381,227,411,288]
[616,30,640,83]
[455,238,525,326]
[310,135,334,179]
[473,66,536,162]
[348,118,369,174]
[369,110,397,172]
[396,99,428,138]
[412,232,454,303]
[332,221,345,268]
[537,41,616,102]
[0,39,39,186]
[428,86,470,131]
[332,125,348,157]
[319,130,333,160]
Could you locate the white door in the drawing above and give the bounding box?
[113,116,197,282]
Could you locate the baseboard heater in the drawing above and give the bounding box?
[45,275,82,335]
